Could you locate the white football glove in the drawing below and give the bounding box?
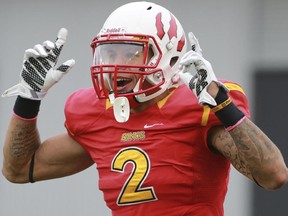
[179,32,228,106]
[2,28,75,100]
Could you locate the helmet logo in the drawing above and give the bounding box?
[101,27,125,34]
[155,12,185,52]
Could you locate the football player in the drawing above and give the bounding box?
[2,2,288,216]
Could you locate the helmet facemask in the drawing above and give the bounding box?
[90,34,165,103]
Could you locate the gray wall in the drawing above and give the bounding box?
[0,0,287,215]
[253,72,288,216]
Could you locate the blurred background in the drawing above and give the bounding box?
[0,0,287,215]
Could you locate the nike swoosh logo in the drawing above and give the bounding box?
[144,123,164,128]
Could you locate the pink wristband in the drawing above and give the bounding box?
[225,116,246,132]
[13,112,38,121]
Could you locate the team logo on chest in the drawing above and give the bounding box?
[121,131,146,142]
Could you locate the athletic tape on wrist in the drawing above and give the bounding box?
[209,87,245,130]
[13,96,41,120]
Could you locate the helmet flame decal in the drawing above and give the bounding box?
[156,13,165,39]
[155,12,185,52]
[167,13,177,40]
[177,34,185,52]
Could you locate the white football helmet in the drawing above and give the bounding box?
[90,1,187,103]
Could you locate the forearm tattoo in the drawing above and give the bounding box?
[229,118,277,178]
[216,129,252,178]
[9,122,40,159]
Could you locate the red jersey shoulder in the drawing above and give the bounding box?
[160,82,250,128]
[64,88,111,135]
[158,85,211,127]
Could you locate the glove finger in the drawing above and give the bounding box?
[43,40,55,52]
[24,48,41,60]
[58,59,75,73]
[55,28,68,48]
[178,71,194,87]
[188,32,203,56]
[34,44,49,57]
[179,50,202,66]
[194,58,213,73]
[52,59,75,81]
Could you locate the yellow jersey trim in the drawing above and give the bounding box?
[201,105,211,126]
[224,83,246,95]
[157,90,176,109]
[106,99,112,110]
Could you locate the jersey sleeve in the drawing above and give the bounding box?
[64,89,86,136]
[64,88,104,137]
[224,80,250,118]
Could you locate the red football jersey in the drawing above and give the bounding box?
[64,82,250,216]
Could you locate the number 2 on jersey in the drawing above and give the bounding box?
[111,147,157,206]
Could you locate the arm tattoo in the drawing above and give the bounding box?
[229,119,278,179]
[9,122,40,159]
[215,129,252,179]
[213,118,287,186]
